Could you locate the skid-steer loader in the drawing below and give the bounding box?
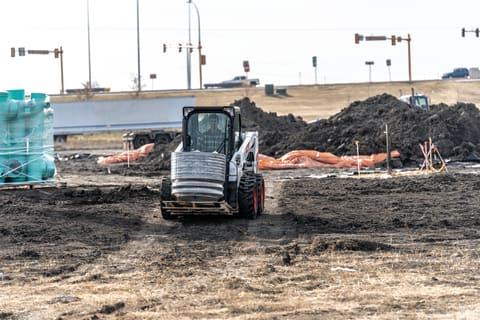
[160,106,265,219]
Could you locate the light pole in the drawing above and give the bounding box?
[186,2,192,90]
[189,0,203,89]
[87,0,92,91]
[136,0,141,92]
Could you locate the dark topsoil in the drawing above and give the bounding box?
[3,95,480,319]
[139,94,480,174]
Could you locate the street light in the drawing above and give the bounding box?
[87,0,92,91]
[187,0,203,89]
[189,0,203,89]
[136,0,141,92]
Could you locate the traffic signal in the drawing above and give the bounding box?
[10,47,15,57]
[354,33,360,44]
[462,28,466,37]
[18,47,25,56]
[391,35,396,45]
[312,56,317,67]
[178,44,182,53]
[163,43,167,53]
[386,59,391,66]
[476,28,479,37]
[201,54,206,65]
[54,48,59,58]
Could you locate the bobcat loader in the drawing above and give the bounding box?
[160,106,265,219]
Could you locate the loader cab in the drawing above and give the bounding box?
[400,94,429,110]
[182,106,237,160]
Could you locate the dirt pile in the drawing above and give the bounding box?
[139,94,480,170]
[242,94,480,165]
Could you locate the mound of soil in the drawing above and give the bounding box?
[141,94,480,169]
[240,94,480,165]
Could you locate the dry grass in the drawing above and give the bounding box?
[56,132,124,150]
[2,240,479,319]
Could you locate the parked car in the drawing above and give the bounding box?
[441,68,469,79]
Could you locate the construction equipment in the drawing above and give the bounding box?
[160,105,265,219]
[399,90,429,110]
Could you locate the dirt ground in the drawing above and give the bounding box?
[2,88,480,319]
[1,146,480,319]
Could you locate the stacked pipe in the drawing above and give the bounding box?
[0,89,55,185]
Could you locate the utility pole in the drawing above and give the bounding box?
[355,33,412,82]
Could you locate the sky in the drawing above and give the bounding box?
[2,0,480,95]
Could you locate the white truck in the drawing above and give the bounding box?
[204,76,260,89]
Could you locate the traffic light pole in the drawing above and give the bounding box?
[10,46,65,94]
[355,33,412,82]
[59,46,65,95]
[406,34,412,83]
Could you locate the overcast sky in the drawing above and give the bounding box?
[2,0,480,95]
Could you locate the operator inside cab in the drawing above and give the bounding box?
[203,114,225,152]
[188,112,227,153]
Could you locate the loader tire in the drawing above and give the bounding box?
[238,172,258,219]
[160,176,174,220]
[256,174,265,215]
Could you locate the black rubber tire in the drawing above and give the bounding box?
[133,135,150,149]
[256,174,265,215]
[160,176,174,220]
[238,172,258,219]
[154,133,172,145]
